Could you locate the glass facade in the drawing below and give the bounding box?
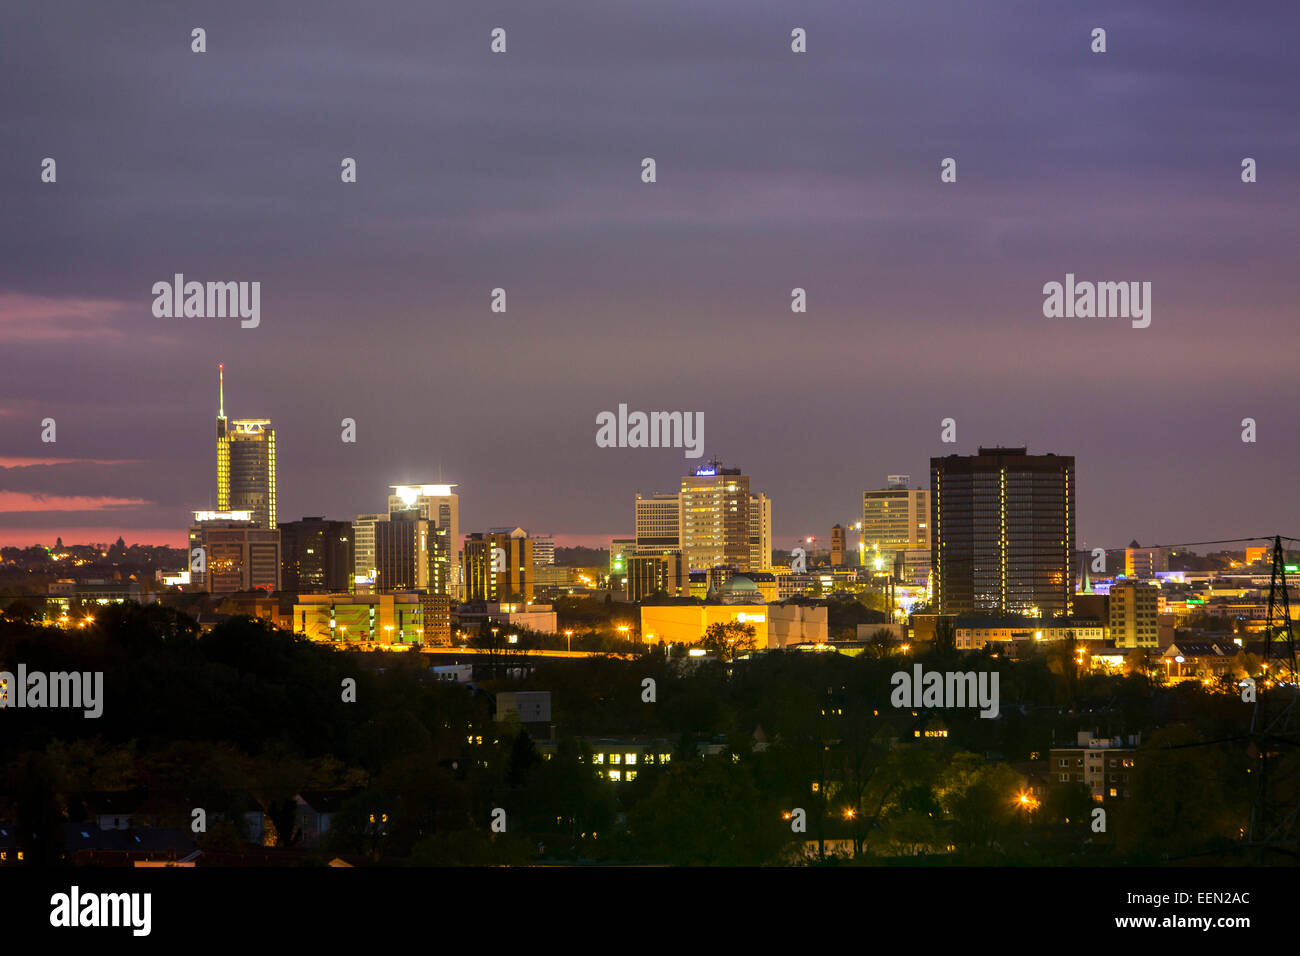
[932,448,1074,617]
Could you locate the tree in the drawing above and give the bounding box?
[699,621,757,662]
[626,756,791,864]
[2,598,40,624]
[933,618,957,657]
[506,729,539,787]
[1113,725,1247,860]
[1124,647,1152,679]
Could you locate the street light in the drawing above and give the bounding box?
[565,629,574,652]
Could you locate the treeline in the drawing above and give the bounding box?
[0,602,1256,865]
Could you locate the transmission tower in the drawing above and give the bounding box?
[1247,535,1300,856]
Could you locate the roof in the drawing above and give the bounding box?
[1166,641,1235,657]
[63,824,195,854]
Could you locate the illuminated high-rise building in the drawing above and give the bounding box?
[189,511,280,594]
[463,529,534,603]
[862,475,930,569]
[388,484,459,597]
[214,365,277,529]
[635,492,681,556]
[352,513,386,586]
[374,511,448,594]
[749,493,772,571]
[531,534,556,567]
[931,447,1074,617]
[1109,581,1160,648]
[679,460,759,572]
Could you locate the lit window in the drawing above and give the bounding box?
[626,771,637,782]
[592,753,604,764]
[608,770,622,782]
[610,754,621,764]
[625,754,637,765]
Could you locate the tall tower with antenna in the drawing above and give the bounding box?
[216,363,230,511]
[213,364,277,528]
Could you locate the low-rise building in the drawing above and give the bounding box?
[293,592,424,644]
[1162,639,1238,682]
[1049,730,1141,801]
[954,616,1105,650]
[640,599,827,649]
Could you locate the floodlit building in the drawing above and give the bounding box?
[532,534,556,567]
[463,529,534,603]
[351,513,387,587]
[293,592,425,644]
[678,460,771,572]
[1125,543,1169,579]
[954,616,1106,650]
[863,475,929,571]
[639,600,827,650]
[1109,582,1160,648]
[388,485,460,595]
[635,492,682,556]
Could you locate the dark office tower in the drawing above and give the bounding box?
[931,447,1074,618]
[214,365,277,528]
[279,517,354,593]
[374,512,441,592]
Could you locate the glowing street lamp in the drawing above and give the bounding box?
[565,629,574,652]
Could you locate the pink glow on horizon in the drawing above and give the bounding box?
[0,492,151,512]
[0,457,139,468]
[0,528,630,551]
[0,527,188,549]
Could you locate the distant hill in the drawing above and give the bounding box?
[554,546,609,567]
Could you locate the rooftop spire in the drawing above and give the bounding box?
[218,363,225,419]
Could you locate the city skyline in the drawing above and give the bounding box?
[3,1,1299,550]
[0,362,1293,553]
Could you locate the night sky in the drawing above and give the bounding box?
[2,0,1298,551]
